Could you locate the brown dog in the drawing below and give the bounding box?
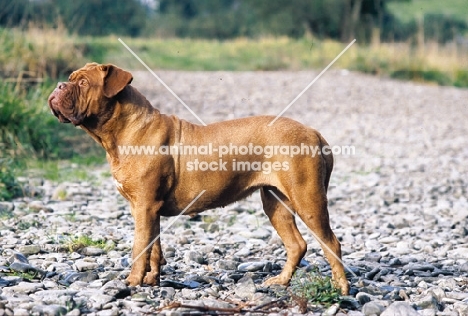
[48,63,349,294]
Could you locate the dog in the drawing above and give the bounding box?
[48,63,349,294]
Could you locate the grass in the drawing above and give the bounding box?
[288,269,342,311]
[4,270,37,281]
[85,35,468,88]
[63,235,110,253]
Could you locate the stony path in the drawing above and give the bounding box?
[1,70,467,315]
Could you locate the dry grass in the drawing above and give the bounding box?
[0,26,85,82]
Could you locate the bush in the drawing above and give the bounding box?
[0,159,21,201]
[454,70,468,88]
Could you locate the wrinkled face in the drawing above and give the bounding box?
[48,63,133,126]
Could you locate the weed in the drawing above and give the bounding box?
[17,219,42,230]
[5,270,37,281]
[227,214,237,227]
[289,269,342,308]
[63,235,108,253]
[64,211,77,222]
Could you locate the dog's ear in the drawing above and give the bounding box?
[100,64,133,98]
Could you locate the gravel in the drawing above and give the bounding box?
[1,69,467,315]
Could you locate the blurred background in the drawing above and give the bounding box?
[0,0,467,200]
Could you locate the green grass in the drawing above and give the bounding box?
[289,269,342,308]
[82,36,468,88]
[81,36,319,71]
[63,235,109,253]
[23,158,104,182]
[4,270,37,281]
[388,0,468,24]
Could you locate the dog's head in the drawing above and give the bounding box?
[48,63,133,126]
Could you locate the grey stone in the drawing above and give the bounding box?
[31,290,78,305]
[0,201,14,212]
[454,302,468,315]
[356,292,374,305]
[81,247,105,256]
[414,293,439,310]
[217,259,238,270]
[362,301,385,316]
[18,245,41,255]
[323,303,340,316]
[28,201,53,212]
[234,274,256,300]
[100,279,130,298]
[160,287,176,300]
[31,304,68,316]
[237,261,265,272]
[184,250,204,264]
[445,291,468,300]
[381,302,419,316]
[74,259,99,271]
[3,281,44,294]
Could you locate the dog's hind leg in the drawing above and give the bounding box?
[261,187,306,286]
[292,190,349,295]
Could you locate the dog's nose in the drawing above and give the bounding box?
[57,82,66,90]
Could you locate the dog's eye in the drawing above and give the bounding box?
[78,79,88,87]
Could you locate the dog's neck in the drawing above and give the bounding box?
[80,85,162,156]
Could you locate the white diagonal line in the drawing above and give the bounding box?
[118,38,207,126]
[130,190,206,267]
[268,39,356,126]
[268,189,358,278]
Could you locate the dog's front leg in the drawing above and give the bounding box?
[126,201,163,287]
[143,214,166,285]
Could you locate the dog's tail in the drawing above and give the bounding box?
[318,132,333,191]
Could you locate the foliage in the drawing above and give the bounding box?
[0,27,85,80]
[289,269,342,308]
[63,235,110,253]
[0,159,21,201]
[4,0,466,44]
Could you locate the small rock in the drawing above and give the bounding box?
[74,259,99,271]
[18,245,41,255]
[184,250,204,264]
[454,302,468,315]
[356,292,373,305]
[131,292,150,302]
[28,201,53,212]
[101,279,130,298]
[362,301,385,316]
[0,202,14,212]
[238,261,265,272]
[365,252,382,263]
[32,304,68,316]
[217,259,238,270]
[381,301,419,316]
[160,287,176,300]
[323,303,340,316]
[234,274,256,300]
[4,281,44,294]
[181,288,199,300]
[81,247,105,256]
[414,293,439,310]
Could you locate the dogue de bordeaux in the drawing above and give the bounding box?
[48,63,349,294]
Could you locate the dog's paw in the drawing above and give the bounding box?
[263,275,290,287]
[126,274,143,287]
[143,272,160,286]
